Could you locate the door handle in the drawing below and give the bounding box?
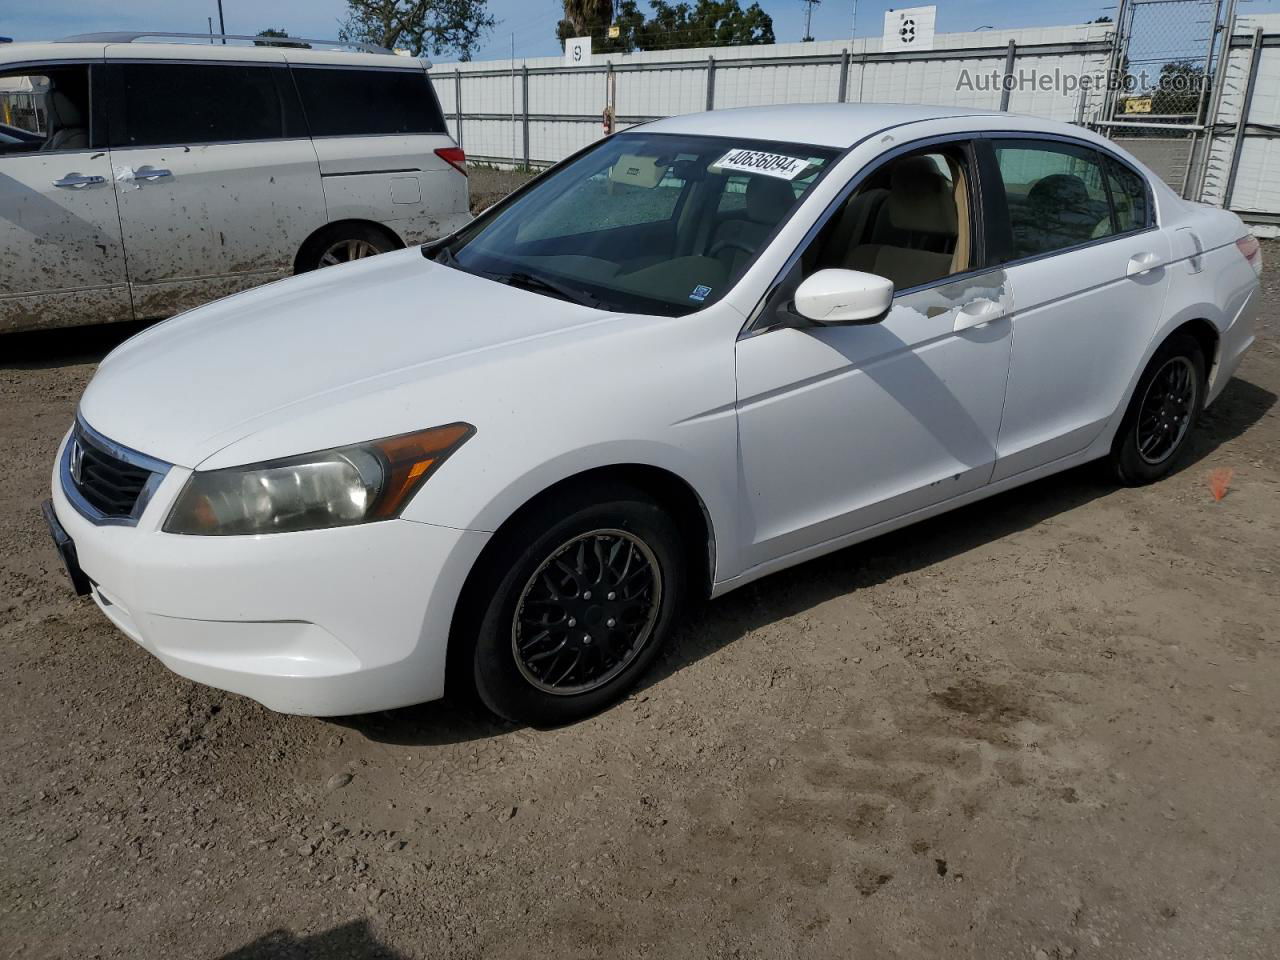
[52,174,106,188]
[953,297,1003,333]
[1126,251,1163,276]
[134,167,173,181]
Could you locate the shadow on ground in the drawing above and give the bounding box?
[0,319,157,370]
[348,372,1274,746]
[218,919,402,960]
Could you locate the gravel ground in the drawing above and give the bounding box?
[1,242,1278,960]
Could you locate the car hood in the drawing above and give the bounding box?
[80,249,611,467]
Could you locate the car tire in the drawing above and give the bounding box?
[298,223,397,273]
[463,483,688,725]
[1109,333,1207,486]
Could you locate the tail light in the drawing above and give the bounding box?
[1237,234,1262,276]
[434,146,467,177]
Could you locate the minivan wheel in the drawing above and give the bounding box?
[1109,333,1206,486]
[465,485,687,725]
[299,224,397,273]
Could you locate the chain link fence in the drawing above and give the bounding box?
[1096,0,1222,196]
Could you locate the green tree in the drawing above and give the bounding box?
[1150,60,1205,115]
[254,28,310,48]
[340,0,495,60]
[556,0,774,54]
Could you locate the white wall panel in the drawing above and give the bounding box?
[430,23,1115,166]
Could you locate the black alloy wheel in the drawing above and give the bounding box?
[459,483,688,725]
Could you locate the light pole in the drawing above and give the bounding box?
[216,0,226,43]
[801,0,821,42]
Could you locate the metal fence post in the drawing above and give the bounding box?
[1180,0,1225,197]
[706,56,716,111]
[1195,0,1240,202]
[454,69,463,150]
[1223,27,1264,209]
[838,48,850,103]
[998,40,1016,111]
[1101,0,1132,125]
[521,64,530,170]
[606,60,616,134]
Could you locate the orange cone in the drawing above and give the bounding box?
[1208,467,1234,502]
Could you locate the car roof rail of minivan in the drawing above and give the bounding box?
[58,32,398,56]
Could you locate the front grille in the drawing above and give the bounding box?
[74,440,152,518]
[62,420,171,526]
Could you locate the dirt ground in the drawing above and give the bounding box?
[1,242,1278,960]
[468,166,537,214]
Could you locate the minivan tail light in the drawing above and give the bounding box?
[1237,234,1262,275]
[435,146,467,177]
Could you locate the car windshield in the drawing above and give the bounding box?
[433,132,840,316]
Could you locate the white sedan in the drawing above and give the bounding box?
[45,104,1260,724]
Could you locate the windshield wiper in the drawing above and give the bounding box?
[495,271,604,309]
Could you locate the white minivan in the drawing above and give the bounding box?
[0,32,470,333]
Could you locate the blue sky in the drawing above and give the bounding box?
[2,0,1273,63]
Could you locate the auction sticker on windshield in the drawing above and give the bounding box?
[712,149,809,180]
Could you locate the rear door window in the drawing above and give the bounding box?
[291,67,446,137]
[110,63,297,147]
[991,140,1117,260]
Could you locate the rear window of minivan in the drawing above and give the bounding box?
[109,63,303,147]
[291,67,447,138]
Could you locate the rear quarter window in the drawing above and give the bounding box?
[1105,157,1152,232]
[291,67,446,137]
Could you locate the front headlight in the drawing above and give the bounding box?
[164,423,474,535]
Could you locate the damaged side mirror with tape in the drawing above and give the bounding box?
[793,269,895,325]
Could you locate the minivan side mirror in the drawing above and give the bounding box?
[793,269,894,325]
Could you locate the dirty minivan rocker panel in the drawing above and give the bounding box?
[79,250,609,467]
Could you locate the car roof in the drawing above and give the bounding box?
[638,103,1059,150]
[0,40,423,71]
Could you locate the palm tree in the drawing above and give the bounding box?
[562,0,615,35]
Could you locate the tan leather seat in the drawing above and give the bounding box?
[846,157,959,290]
[709,177,797,273]
[42,89,88,152]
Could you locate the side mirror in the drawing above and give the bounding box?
[793,269,894,325]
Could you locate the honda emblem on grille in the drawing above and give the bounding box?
[69,438,84,486]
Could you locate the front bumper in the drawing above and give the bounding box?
[50,438,489,716]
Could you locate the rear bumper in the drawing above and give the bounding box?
[1207,283,1259,405]
[50,441,489,715]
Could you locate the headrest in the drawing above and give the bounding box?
[48,89,84,128]
[745,176,797,224]
[1028,173,1091,211]
[885,156,958,234]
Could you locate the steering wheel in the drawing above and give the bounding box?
[708,237,757,261]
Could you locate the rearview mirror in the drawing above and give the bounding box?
[793,269,894,325]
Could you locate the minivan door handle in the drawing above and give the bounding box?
[52,174,106,188]
[134,167,173,181]
[1126,251,1163,276]
[953,297,1003,333]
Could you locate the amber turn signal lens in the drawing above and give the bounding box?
[367,422,475,519]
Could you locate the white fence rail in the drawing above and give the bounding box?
[431,25,1114,168]
[430,17,1280,228]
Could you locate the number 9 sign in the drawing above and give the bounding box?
[564,36,593,67]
